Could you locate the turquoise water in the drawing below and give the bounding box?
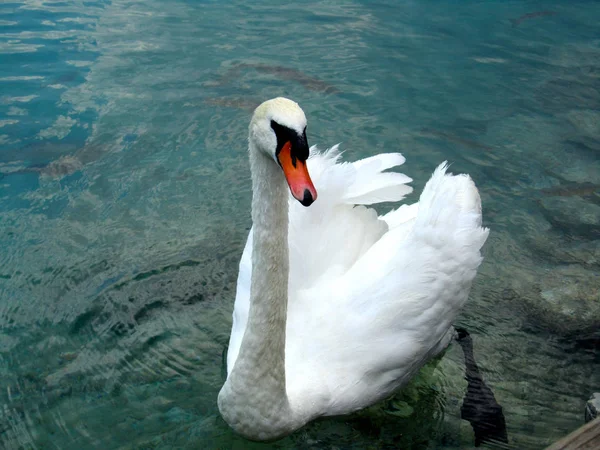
[1,0,599,448]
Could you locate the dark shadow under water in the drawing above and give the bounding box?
[456,328,509,448]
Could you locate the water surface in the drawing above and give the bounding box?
[1,0,599,448]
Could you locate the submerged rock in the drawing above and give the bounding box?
[585,393,600,423]
[565,109,600,141]
[38,155,83,178]
[538,196,600,240]
[526,233,600,268]
[533,265,600,338]
[564,109,600,154]
[539,182,600,199]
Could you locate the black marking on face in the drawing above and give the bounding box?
[271,120,309,167]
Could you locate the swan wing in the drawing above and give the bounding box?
[285,163,489,416]
[286,146,413,290]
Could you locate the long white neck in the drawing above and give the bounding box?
[218,140,294,441]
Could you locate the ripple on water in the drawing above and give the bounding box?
[1,0,600,448]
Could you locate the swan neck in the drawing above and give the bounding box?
[218,141,293,440]
[244,145,290,387]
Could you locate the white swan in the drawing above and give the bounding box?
[218,97,489,441]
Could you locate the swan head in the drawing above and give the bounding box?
[250,97,317,207]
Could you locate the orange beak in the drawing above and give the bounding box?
[277,141,317,207]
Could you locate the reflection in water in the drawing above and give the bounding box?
[456,329,508,448]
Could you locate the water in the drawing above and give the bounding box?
[1,0,598,448]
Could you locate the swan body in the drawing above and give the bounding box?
[218,98,489,441]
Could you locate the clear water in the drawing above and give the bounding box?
[1,0,598,448]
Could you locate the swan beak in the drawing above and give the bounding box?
[278,141,317,207]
